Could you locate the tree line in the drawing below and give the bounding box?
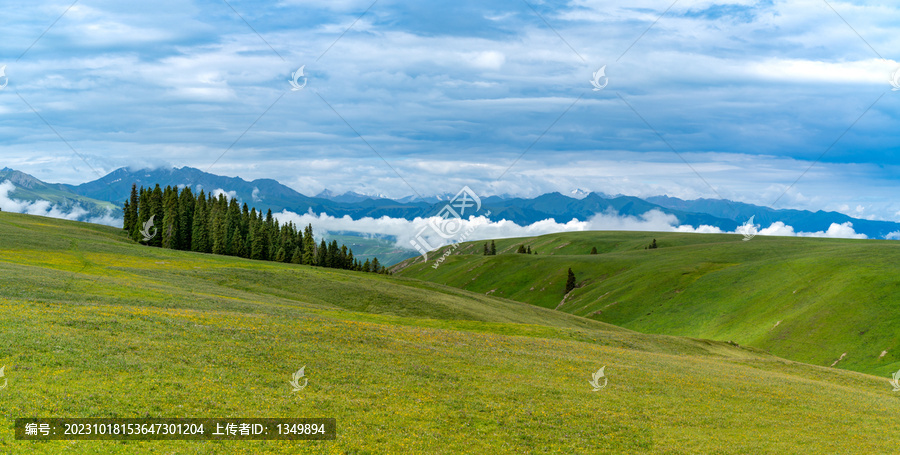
[122,184,388,273]
[481,240,537,255]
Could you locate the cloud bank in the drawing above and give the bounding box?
[273,208,875,254]
[758,221,868,239]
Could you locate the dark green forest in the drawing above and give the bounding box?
[122,184,388,273]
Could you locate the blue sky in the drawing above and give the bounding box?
[1,0,899,220]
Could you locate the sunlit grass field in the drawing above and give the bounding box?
[396,231,900,376]
[2,212,899,453]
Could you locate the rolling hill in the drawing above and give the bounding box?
[0,167,119,221]
[1,213,900,453]
[395,231,900,377]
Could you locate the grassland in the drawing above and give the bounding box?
[2,212,900,453]
[395,231,900,377]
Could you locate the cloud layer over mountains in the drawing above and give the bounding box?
[272,207,871,253]
[0,176,875,256]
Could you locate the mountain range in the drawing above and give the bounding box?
[2,166,899,245]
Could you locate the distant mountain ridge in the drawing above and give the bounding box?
[65,166,741,229]
[646,195,900,240]
[315,189,378,203]
[2,166,899,240]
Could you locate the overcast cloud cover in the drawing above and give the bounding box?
[1,0,899,223]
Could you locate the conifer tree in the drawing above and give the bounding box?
[224,199,241,256]
[191,191,210,252]
[285,227,293,258]
[526,246,532,254]
[148,185,164,247]
[124,184,139,235]
[293,226,304,258]
[303,240,315,265]
[483,243,489,255]
[127,185,387,274]
[243,232,252,259]
[317,240,328,266]
[302,224,316,265]
[133,187,150,241]
[231,224,246,258]
[161,190,179,249]
[177,187,194,248]
[210,208,225,255]
[250,214,266,260]
[241,203,250,232]
[264,209,275,260]
[490,240,496,255]
[123,200,132,233]
[565,268,576,294]
[590,246,598,254]
[327,240,339,268]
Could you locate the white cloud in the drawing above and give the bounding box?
[212,188,238,201]
[756,220,867,239]
[749,58,893,85]
[461,51,506,70]
[799,222,867,239]
[273,208,726,253]
[758,221,796,237]
[272,207,873,256]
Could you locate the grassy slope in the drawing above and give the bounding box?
[1,213,899,453]
[395,231,900,376]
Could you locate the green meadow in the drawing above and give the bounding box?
[397,231,900,377]
[2,212,899,453]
